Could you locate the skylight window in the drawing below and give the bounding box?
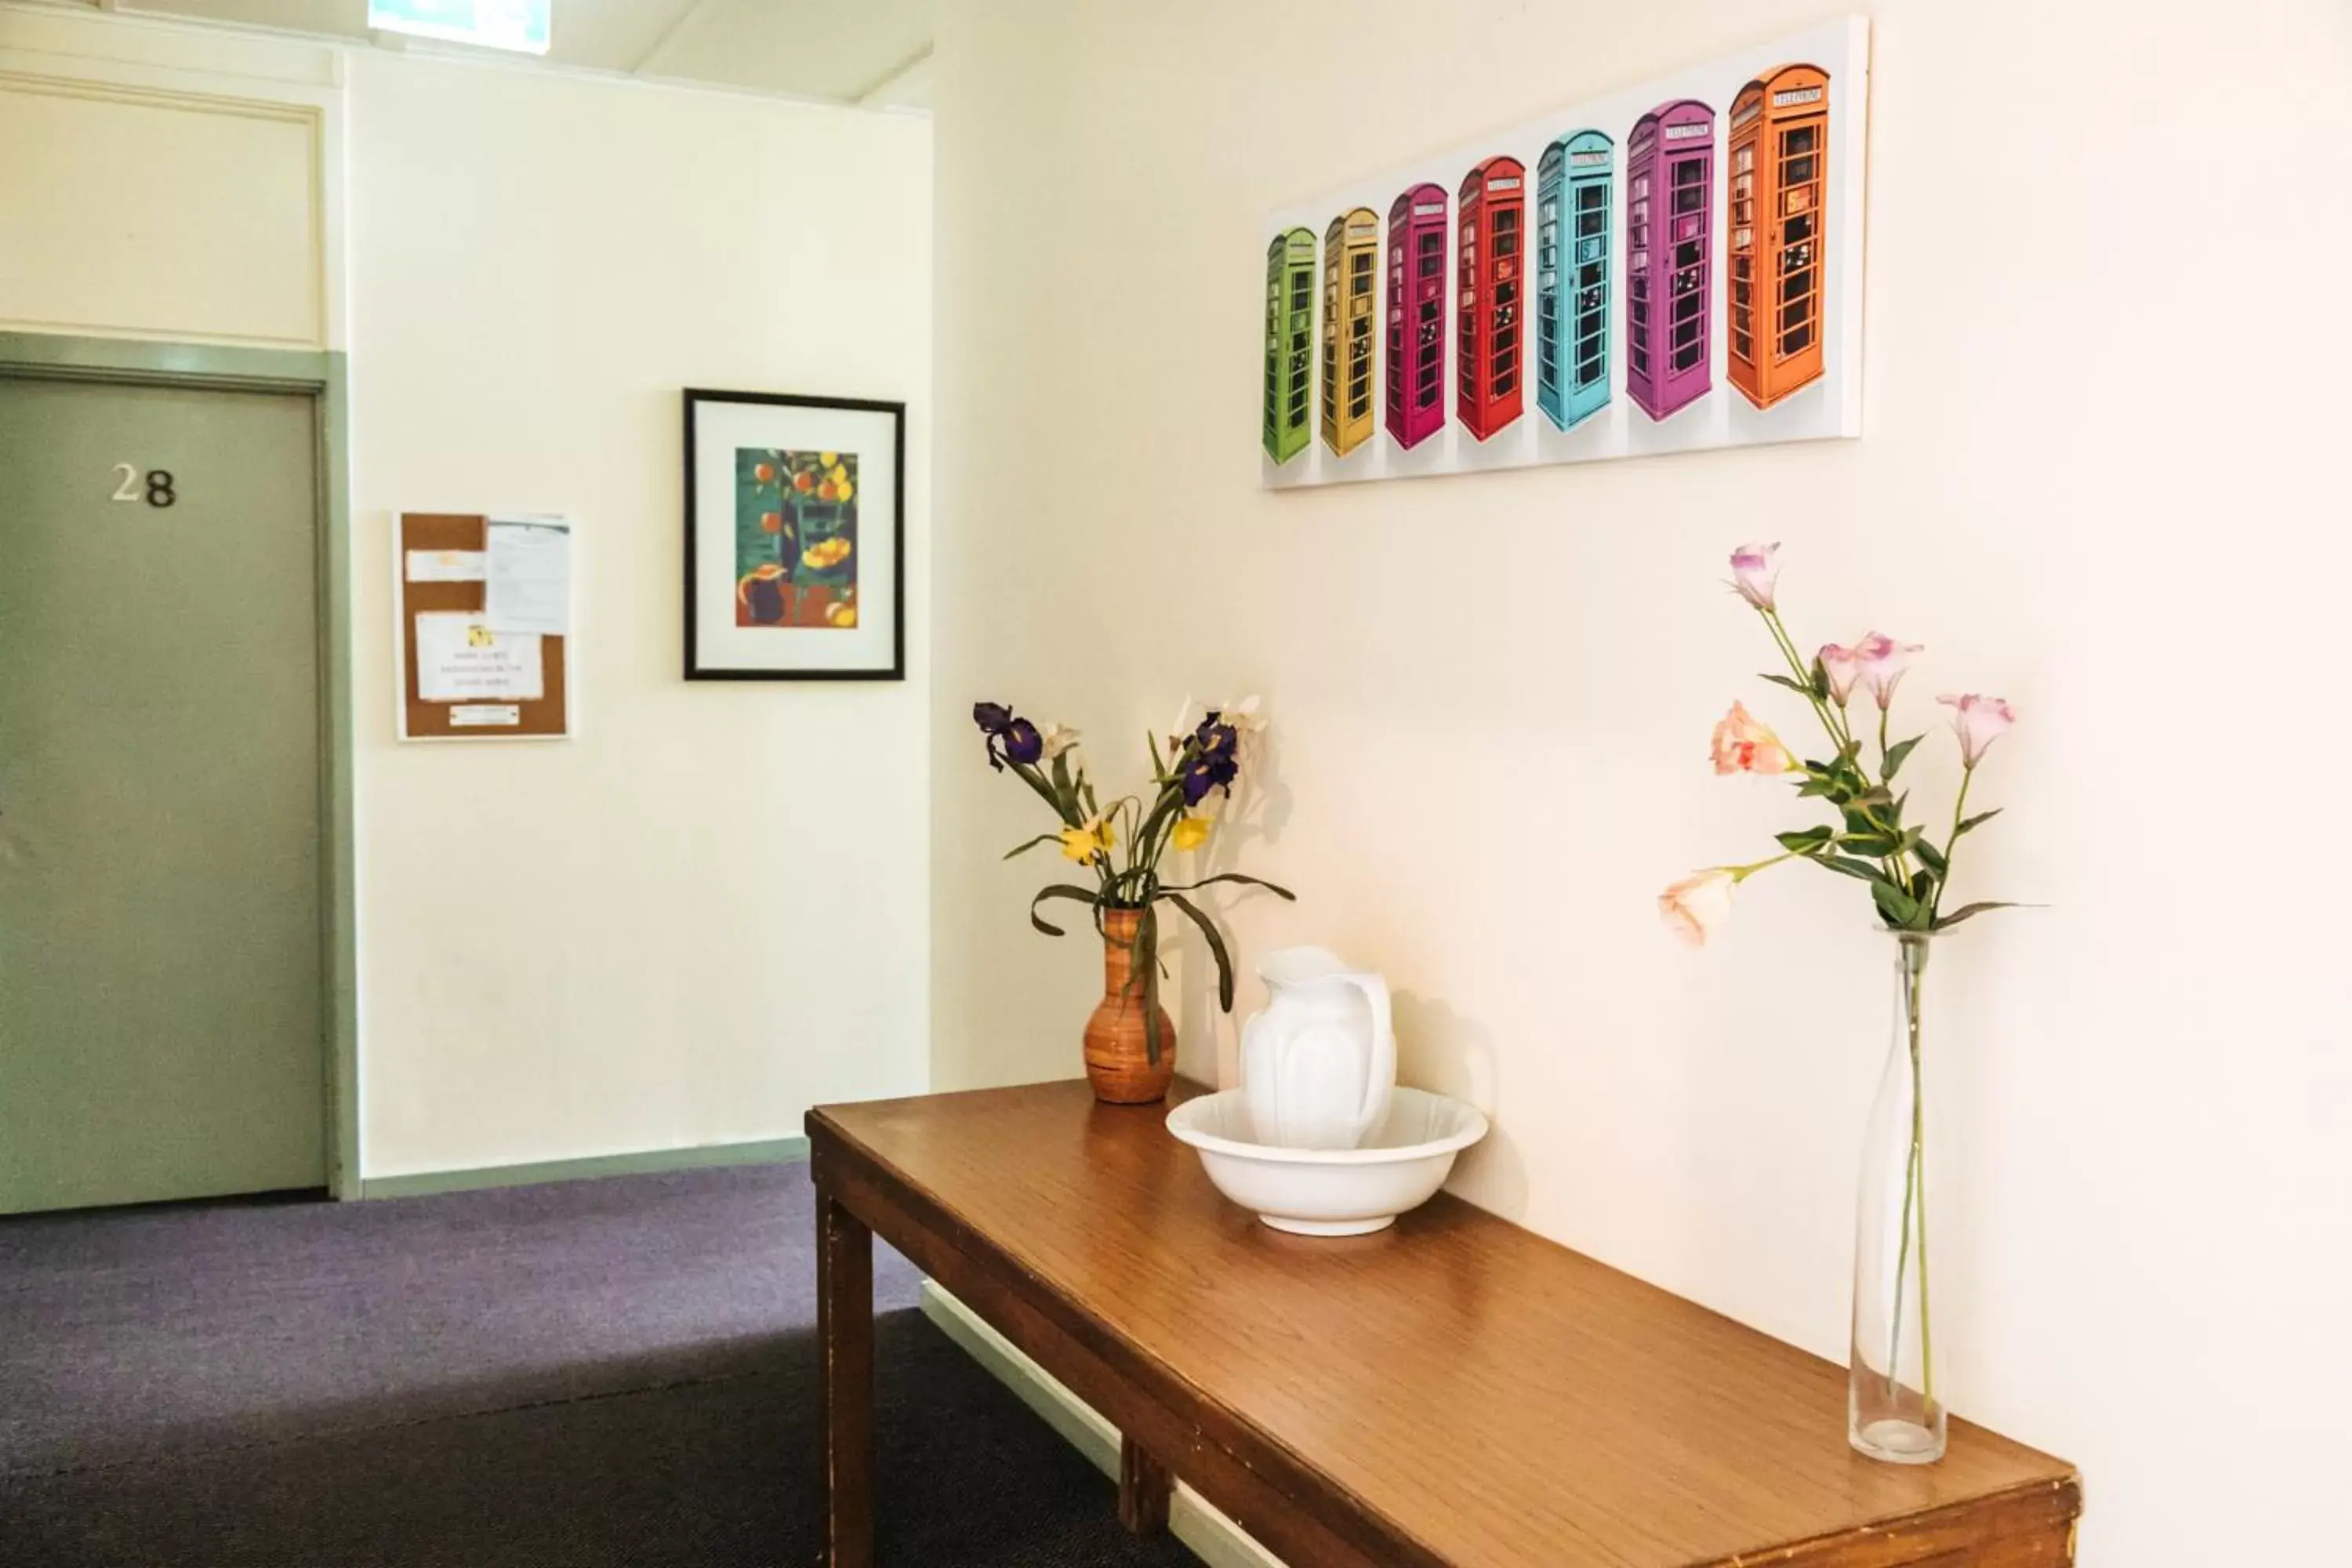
[367,0,551,56]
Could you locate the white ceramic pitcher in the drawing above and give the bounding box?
[1238,947,1395,1150]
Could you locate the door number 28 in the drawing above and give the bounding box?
[111,463,177,508]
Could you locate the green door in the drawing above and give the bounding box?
[0,375,327,1213]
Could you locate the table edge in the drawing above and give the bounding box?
[807,1101,1452,1567]
[806,1094,2082,1568]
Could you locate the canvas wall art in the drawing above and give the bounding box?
[684,390,905,680]
[1261,17,1867,490]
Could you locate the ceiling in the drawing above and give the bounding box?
[85,0,935,107]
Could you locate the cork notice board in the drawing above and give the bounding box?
[396,513,574,741]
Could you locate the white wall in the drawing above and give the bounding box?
[0,4,935,1181]
[346,54,932,1177]
[929,2,2350,1563]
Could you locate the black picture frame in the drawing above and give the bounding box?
[682,388,907,681]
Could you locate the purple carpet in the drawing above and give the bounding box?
[0,1163,1198,1567]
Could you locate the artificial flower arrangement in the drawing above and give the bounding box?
[1660,542,2020,945]
[1662,542,2024,1467]
[971,698,1294,1095]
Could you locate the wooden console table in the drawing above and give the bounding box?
[808,1080,2079,1566]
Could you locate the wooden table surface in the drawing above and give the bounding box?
[809,1079,2078,1567]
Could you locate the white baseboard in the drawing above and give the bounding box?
[919,1280,1287,1568]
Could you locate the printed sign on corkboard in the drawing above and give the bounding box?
[395,512,574,741]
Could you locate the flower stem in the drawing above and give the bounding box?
[1884,949,1935,1407]
[1934,767,1976,922]
[1759,609,1851,757]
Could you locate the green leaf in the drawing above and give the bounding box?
[1955,809,2004,837]
[1933,900,2028,930]
[1027,884,1102,937]
[1871,880,1924,927]
[1162,892,1236,1013]
[1003,833,1061,861]
[1796,777,1843,800]
[1882,734,1925,779]
[1776,826,1834,852]
[1157,871,1298,901]
[1760,673,1812,696]
[1914,838,1949,877]
[1842,831,1902,857]
[1815,855,1896,884]
[1137,906,1163,1065]
[1809,656,1831,700]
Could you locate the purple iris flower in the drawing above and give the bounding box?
[973,702,1014,735]
[1175,716,1243,805]
[1192,715,1239,757]
[1001,718,1044,766]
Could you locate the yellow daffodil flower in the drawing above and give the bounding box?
[1058,816,1115,863]
[1171,816,1212,852]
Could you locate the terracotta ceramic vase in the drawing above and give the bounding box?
[1083,906,1177,1105]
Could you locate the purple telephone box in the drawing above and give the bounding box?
[1626,99,1716,421]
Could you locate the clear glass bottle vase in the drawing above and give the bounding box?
[1848,929,1947,1464]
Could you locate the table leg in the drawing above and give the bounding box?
[818,1188,874,1568]
[1117,1432,1173,1536]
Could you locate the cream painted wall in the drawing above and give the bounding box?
[1,2,933,1181]
[0,4,341,348]
[930,2,2350,1562]
[347,53,931,1177]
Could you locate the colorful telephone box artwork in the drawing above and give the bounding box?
[1264,228,1318,463]
[1385,183,1448,451]
[735,449,858,630]
[1537,130,1613,431]
[1257,17,1865,488]
[1321,207,1381,458]
[1626,99,1715,423]
[1729,63,1830,410]
[1457,156,1526,442]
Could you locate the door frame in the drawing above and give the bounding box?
[0,331,359,1200]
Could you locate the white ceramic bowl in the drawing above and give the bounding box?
[1165,1087,1489,1236]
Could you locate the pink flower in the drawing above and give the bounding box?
[1659,869,1736,947]
[1709,702,1795,776]
[1729,542,1781,612]
[1938,693,2017,768]
[1818,641,1863,706]
[1853,632,1924,710]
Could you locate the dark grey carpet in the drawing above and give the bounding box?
[0,1164,1196,1567]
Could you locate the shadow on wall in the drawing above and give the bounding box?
[1392,989,1526,1218]
[1172,719,1294,1084]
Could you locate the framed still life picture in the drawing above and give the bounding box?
[683,389,906,681]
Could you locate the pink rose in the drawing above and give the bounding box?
[1853,632,1924,711]
[1938,693,2016,768]
[1819,641,1863,706]
[1710,702,1795,776]
[1659,869,1736,946]
[1730,542,1780,612]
